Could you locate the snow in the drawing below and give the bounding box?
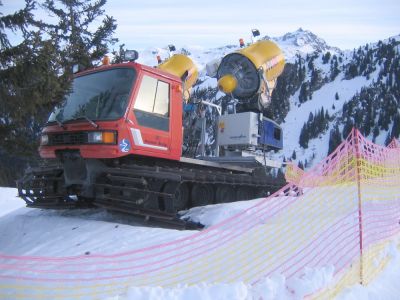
[269,28,341,62]
[336,241,400,300]
[1,188,399,299]
[181,198,262,227]
[279,69,379,166]
[0,187,25,217]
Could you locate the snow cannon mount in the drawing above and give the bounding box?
[200,39,285,157]
[17,41,286,229]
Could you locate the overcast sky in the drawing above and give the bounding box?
[2,0,400,50]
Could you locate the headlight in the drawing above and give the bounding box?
[87,131,116,144]
[40,134,49,145]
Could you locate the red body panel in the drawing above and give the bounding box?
[39,62,183,161]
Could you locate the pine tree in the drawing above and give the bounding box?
[335,92,339,100]
[328,126,342,155]
[322,52,331,64]
[342,118,354,139]
[291,150,297,160]
[0,0,64,156]
[347,64,358,79]
[42,0,118,70]
[299,123,309,148]
[0,0,118,185]
[384,131,392,146]
[299,82,308,103]
[391,113,400,139]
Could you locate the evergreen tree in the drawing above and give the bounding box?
[330,59,340,80]
[291,150,297,160]
[384,131,392,146]
[0,0,64,156]
[328,126,342,155]
[299,82,308,103]
[347,64,358,79]
[342,118,353,139]
[0,0,118,185]
[322,51,331,64]
[335,92,339,100]
[391,113,400,139]
[42,0,117,70]
[299,123,309,148]
[372,125,380,141]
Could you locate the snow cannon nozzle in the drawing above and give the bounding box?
[218,74,237,94]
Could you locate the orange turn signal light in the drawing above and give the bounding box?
[102,55,110,65]
[102,131,116,144]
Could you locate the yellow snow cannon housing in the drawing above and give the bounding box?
[217,40,285,104]
[158,54,198,100]
[240,40,285,83]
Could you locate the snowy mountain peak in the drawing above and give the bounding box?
[280,28,328,48]
[263,28,341,61]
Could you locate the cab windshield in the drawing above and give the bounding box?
[48,68,136,124]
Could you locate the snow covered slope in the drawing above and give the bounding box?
[1,188,399,300]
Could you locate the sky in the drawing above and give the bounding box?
[2,0,400,51]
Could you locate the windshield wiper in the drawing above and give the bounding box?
[55,118,66,129]
[49,115,66,129]
[73,115,99,129]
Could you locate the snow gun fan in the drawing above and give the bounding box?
[217,39,285,113]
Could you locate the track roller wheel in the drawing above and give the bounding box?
[162,182,189,212]
[191,183,214,207]
[143,180,164,210]
[215,185,236,203]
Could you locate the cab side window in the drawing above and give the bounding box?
[134,75,170,131]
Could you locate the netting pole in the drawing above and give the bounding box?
[352,128,364,285]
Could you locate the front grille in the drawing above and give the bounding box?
[49,132,87,145]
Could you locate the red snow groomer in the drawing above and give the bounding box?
[18,36,286,226]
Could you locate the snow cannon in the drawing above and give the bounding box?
[158,54,198,100]
[217,40,285,112]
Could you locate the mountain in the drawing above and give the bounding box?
[270,34,400,168]
[136,28,340,67]
[265,28,342,61]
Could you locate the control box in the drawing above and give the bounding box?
[217,112,259,147]
[217,112,283,150]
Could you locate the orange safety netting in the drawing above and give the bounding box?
[0,128,399,299]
